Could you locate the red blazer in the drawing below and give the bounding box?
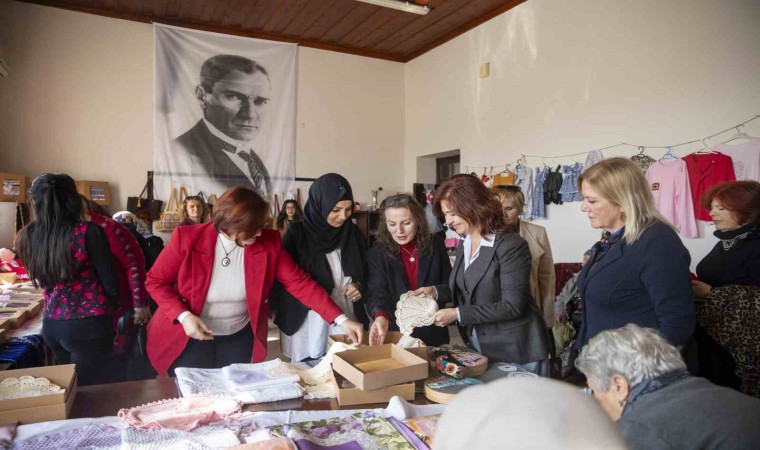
[145,223,343,375]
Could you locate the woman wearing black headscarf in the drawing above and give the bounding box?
[272,174,370,361]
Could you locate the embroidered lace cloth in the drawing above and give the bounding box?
[222,360,301,391]
[117,396,242,431]
[117,423,242,449]
[12,423,122,450]
[266,342,359,399]
[395,293,437,336]
[0,375,64,400]
[267,410,414,450]
[175,367,306,404]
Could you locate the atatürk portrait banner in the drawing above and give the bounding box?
[154,24,296,206]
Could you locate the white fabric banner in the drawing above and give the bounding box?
[154,24,296,205]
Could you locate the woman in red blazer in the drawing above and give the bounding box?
[146,187,363,376]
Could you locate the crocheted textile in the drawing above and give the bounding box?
[395,294,438,336]
[0,375,63,400]
[118,423,241,449]
[117,396,242,431]
[12,423,122,450]
[267,342,359,399]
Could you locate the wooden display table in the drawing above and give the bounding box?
[70,377,434,419]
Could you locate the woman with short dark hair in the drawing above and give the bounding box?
[17,173,121,386]
[145,186,363,375]
[414,174,550,374]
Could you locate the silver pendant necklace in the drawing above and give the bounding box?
[218,236,239,267]
[401,246,417,262]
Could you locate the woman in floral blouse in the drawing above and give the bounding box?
[17,173,121,385]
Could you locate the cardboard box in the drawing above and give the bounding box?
[332,344,428,391]
[0,328,8,346]
[0,299,42,315]
[0,364,78,424]
[0,309,28,329]
[0,173,30,203]
[331,369,415,406]
[328,332,428,360]
[0,273,16,284]
[76,180,111,206]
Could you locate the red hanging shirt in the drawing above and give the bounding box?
[682,152,736,221]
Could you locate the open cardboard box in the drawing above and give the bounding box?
[328,332,428,360]
[0,299,41,316]
[0,273,16,284]
[332,344,428,391]
[330,368,415,406]
[0,309,28,329]
[0,364,78,424]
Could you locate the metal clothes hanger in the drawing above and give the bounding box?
[694,137,716,154]
[722,125,758,144]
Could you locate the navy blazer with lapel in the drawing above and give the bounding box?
[437,232,549,364]
[576,221,695,349]
[366,235,451,346]
[175,120,272,193]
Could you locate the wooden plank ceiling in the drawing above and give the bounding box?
[17,0,527,62]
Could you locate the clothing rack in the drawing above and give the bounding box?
[465,114,760,173]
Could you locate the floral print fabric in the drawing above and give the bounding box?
[43,221,113,320]
[268,410,414,450]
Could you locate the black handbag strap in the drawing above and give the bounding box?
[146,171,155,201]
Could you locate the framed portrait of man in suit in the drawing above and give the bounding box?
[154,24,296,208]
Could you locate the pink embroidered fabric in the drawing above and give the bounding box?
[117,395,242,431]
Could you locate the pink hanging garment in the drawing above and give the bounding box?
[646,160,698,238]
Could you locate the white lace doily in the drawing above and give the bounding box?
[395,293,438,335]
[0,376,64,400]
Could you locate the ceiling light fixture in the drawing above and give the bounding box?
[355,0,430,16]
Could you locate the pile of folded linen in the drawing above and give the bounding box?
[175,359,305,404]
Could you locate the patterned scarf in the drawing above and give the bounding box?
[592,228,624,264]
[715,223,758,251]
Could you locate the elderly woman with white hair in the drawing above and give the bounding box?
[576,324,760,450]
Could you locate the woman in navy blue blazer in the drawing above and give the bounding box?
[575,158,695,350]
[366,194,451,346]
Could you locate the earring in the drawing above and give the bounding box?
[618,399,625,407]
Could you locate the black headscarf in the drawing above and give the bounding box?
[301,173,355,260]
[274,173,369,334]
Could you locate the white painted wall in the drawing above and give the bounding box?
[0,1,405,213]
[404,0,760,267]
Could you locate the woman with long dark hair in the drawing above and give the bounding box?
[414,174,550,374]
[366,193,451,346]
[16,174,121,385]
[273,174,369,361]
[276,199,303,236]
